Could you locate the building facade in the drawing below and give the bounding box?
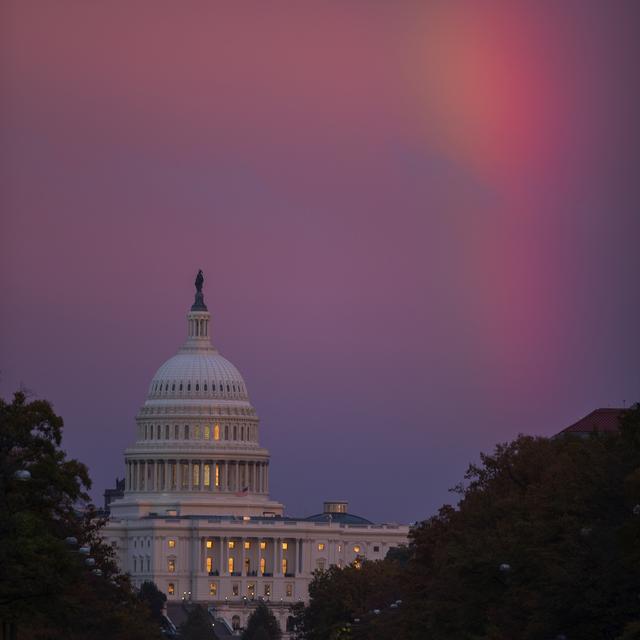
[106,275,408,633]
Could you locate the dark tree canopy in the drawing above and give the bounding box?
[0,391,162,640]
[139,581,167,621]
[243,603,282,640]
[180,604,216,640]
[299,404,640,640]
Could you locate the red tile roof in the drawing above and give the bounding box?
[558,408,624,435]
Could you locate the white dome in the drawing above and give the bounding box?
[148,352,249,401]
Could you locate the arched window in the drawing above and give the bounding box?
[233,426,237,440]
[165,425,169,439]
[214,424,220,441]
[179,383,183,391]
[212,383,216,391]
[241,426,244,441]
[204,425,211,440]
[204,383,207,391]
[224,425,229,440]
[165,384,168,391]
[172,383,175,391]
[156,425,161,439]
[187,383,191,391]
[174,425,179,439]
[184,425,190,440]
[195,383,199,391]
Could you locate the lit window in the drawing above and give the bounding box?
[194,425,200,439]
[204,425,211,440]
[264,583,271,597]
[247,583,255,597]
[354,558,362,570]
[282,558,288,574]
[168,539,176,549]
[232,584,239,596]
[167,583,175,596]
[228,557,234,573]
[318,543,325,551]
[260,557,266,575]
[214,424,220,440]
[282,542,288,550]
[206,540,213,549]
[228,541,235,549]
[338,545,342,552]
[193,464,200,487]
[204,465,211,487]
[206,557,213,572]
[215,464,220,488]
[244,541,251,550]
[260,541,267,550]
[209,582,217,596]
[285,584,293,598]
[168,559,176,573]
[353,545,361,553]
[316,559,325,572]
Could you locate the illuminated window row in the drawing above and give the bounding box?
[140,422,257,442]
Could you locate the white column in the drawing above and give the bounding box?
[222,537,228,575]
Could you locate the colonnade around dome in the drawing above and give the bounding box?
[125,458,269,495]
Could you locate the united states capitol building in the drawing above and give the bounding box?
[106,273,408,633]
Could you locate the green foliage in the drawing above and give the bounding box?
[0,391,162,640]
[180,604,216,640]
[301,404,640,640]
[302,558,405,640]
[243,603,282,640]
[139,581,167,621]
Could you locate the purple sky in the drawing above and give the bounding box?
[1,1,639,523]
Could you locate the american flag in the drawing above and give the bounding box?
[234,486,249,497]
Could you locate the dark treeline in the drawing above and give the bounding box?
[296,405,640,640]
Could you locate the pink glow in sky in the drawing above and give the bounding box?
[1,1,639,523]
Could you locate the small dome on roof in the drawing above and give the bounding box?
[305,512,373,525]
